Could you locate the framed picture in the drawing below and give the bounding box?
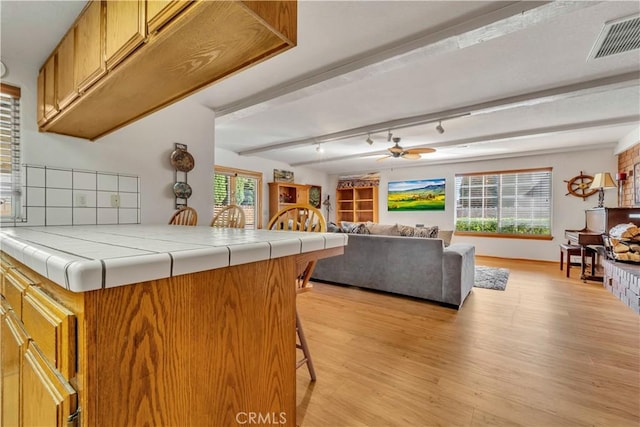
[309,185,321,208]
[634,163,640,205]
[388,178,445,211]
[273,169,294,183]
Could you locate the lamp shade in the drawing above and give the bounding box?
[589,172,617,189]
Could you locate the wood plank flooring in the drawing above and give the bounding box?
[296,257,640,426]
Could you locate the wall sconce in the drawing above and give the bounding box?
[589,172,617,208]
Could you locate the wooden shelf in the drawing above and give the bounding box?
[336,186,378,224]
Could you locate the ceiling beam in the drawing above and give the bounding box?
[289,116,640,167]
[214,1,599,122]
[238,71,640,156]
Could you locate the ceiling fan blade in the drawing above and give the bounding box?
[406,147,436,154]
[388,146,403,154]
[402,153,421,160]
[376,155,392,162]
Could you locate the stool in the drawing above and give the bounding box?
[560,243,595,278]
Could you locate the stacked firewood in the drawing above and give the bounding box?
[608,222,640,262]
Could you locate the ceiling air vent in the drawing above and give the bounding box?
[588,13,640,60]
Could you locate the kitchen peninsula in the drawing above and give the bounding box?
[0,225,346,426]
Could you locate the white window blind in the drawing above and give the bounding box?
[0,84,21,221]
[455,168,552,236]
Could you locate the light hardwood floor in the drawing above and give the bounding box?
[296,256,640,426]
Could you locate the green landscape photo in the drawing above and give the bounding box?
[388,178,445,211]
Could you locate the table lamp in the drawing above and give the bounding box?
[589,172,617,208]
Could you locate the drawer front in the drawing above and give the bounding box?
[22,286,76,379]
[22,342,78,427]
[3,268,33,318]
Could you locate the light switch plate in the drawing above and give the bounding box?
[110,194,120,208]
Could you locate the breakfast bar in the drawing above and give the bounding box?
[0,225,346,426]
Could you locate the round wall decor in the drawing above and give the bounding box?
[564,171,597,200]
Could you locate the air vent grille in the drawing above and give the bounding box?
[589,14,640,60]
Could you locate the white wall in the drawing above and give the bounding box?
[327,149,618,261]
[615,126,640,154]
[5,59,215,225]
[215,147,330,226]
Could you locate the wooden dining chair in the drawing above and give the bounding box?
[210,204,246,228]
[168,206,198,226]
[267,204,326,381]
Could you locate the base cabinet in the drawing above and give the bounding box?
[1,250,299,426]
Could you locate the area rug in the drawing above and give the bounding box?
[474,266,509,291]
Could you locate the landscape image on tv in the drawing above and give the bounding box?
[388,178,445,211]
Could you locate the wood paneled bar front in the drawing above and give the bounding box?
[0,225,346,426]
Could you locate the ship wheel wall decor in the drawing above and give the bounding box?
[564,171,598,200]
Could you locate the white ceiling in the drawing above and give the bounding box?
[2,1,639,175]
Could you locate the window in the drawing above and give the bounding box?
[214,166,263,229]
[0,84,21,222]
[455,168,552,238]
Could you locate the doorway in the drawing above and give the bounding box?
[213,166,263,229]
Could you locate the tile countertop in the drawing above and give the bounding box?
[0,225,348,293]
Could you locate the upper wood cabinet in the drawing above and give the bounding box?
[147,0,192,34]
[105,0,146,70]
[43,54,58,121]
[56,28,77,110]
[75,0,105,92]
[38,0,297,140]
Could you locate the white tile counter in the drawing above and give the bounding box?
[0,225,347,292]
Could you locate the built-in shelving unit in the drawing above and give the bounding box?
[336,186,378,223]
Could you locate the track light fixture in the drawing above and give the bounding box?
[435,121,445,134]
[387,130,393,142]
[315,142,324,153]
[366,134,373,145]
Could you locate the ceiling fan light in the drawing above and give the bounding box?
[436,121,445,134]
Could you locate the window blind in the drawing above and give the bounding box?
[455,168,552,236]
[0,84,21,221]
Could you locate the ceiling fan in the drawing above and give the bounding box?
[377,136,435,161]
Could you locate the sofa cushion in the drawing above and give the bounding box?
[398,224,416,236]
[365,222,400,236]
[437,230,453,246]
[327,221,343,233]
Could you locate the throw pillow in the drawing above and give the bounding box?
[365,222,401,236]
[437,229,453,246]
[398,224,416,237]
[414,225,439,239]
[340,221,369,234]
[327,221,343,233]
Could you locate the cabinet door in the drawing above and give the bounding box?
[22,343,77,427]
[37,68,46,125]
[105,0,146,70]
[43,54,58,121]
[75,0,106,92]
[147,0,191,34]
[3,268,31,319]
[1,307,29,427]
[22,286,76,379]
[56,28,77,109]
[297,186,309,204]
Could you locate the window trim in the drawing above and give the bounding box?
[0,83,22,223]
[454,167,553,239]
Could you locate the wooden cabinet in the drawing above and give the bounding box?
[0,259,77,427]
[336,186,379,223]
[147,0,192,34]
[38,0,297,140]
[43,54,58,122]
[268,182,311,220]
[75,0,105,92]
[56,28,77,109]
[105,0,146,70]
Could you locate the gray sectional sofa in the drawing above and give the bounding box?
[311,233,475,309]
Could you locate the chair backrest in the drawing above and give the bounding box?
[211,205,246,228]
[267,204,326,232]
[168,207,198,226]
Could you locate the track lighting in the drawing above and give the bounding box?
[315,143,324,153]
[366,134,373,145]
[435,121,444,134]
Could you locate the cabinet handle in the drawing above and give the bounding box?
[67,407,80,426]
